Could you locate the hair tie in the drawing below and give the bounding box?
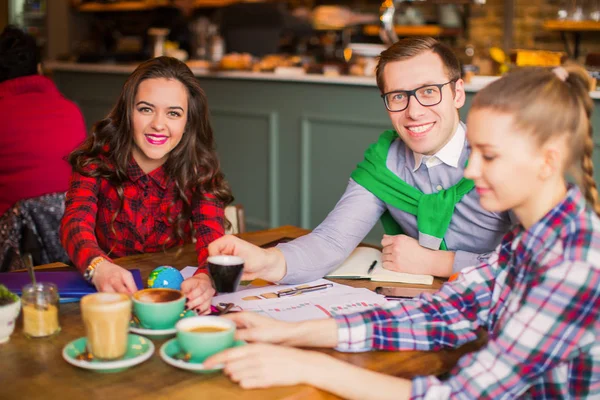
[552,66,568,82]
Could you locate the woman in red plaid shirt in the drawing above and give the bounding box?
[205,65,600,398]
[61,57,232,314]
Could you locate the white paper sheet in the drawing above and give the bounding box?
[184,266,389,322]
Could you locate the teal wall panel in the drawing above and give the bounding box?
[74,99,114,132]
[53,71,126,131]
[300,113,389,243]
[211,108,279,231]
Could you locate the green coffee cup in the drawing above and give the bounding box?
[176,316,236,363]
[132,288,185,330]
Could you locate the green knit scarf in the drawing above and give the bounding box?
[351,130,474,250]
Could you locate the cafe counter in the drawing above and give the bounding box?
[46,61,600,242]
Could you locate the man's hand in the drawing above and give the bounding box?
[208,235,287,282]
[381,234,454,277]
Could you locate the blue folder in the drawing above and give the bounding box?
[0,269,144,301]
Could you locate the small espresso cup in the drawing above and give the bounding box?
[132,288,185,330]
[207,255,244,293]
[176,316,235,363]
[80,292,131,360]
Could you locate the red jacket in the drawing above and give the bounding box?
[0,75,86,215]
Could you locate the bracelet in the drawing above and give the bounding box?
[84,256,106,283]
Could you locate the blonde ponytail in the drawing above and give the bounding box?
[580,131,600,215]
[563,63,600,215]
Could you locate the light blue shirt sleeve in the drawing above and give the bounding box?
[451,211,519,273]
[453,250,491,274]
[277,179,385,284]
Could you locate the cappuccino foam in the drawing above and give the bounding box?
[134,289,182,303]
[83,293,131,310]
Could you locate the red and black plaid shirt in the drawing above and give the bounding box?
[60,158,224,275]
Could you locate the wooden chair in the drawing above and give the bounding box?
[224,204,246,234]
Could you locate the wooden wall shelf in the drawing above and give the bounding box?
[543,20,600,32]
[363,24,443,37]
[193,0,240,7]
[74,1,161,12]
[362,24,463,38]
[73,0,240,13]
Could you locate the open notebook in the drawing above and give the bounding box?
[325,246,434,285]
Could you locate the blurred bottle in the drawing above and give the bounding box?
[209,24,225,62]
[557,0,569,19]
[192,17,210,60]
[558,0,586,20]
[572,0,585,21]
[588,0,600,21]
[439,5,462,28]
[148,28,170,58]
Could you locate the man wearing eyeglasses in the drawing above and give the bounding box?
[208,37,514,284]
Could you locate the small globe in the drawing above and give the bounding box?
[147,266,184,290]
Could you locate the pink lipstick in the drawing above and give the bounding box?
[145,134,168,145]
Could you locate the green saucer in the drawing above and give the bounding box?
[159,338,245,374]
[129,309,196,339]
[62,334,154,373]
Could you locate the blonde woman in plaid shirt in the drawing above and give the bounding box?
[205,64,600,399]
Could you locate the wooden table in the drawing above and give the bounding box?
[0,226,482,400]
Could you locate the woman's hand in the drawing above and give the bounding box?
[181,273,215,314]
[205,313,413,398]
[208,235,287,282]
[223,312,338,348]
[92,260,138,294]
[204,343,325,389]
[223,312,300,345]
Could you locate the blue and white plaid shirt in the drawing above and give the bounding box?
[336,186,600,399]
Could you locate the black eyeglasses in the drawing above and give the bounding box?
[381,79,458,112]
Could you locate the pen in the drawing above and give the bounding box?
[367,260,377,275]
[277,283,334,297]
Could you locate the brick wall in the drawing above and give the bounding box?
[468,0,600,62]
[296,0,600,62]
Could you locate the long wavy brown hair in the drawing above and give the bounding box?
[69,56,233,241]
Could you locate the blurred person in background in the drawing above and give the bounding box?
[0,25,86,217]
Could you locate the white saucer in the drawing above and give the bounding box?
[62,334,154,373]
